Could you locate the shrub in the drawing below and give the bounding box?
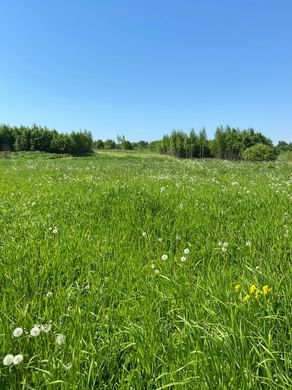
[242,143,276,161]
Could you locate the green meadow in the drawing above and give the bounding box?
[0,152,291,389]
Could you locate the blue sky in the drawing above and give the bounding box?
[0,0,291,143]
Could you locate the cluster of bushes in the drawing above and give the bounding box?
[0,124,93,155]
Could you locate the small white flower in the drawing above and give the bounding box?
[222,242,228,247]
[160,187,166,192]
[256,266,260,270]
[245,241,251,246]
[30,326,40,337]
[222,247,227,252]
[218,241,222,246]
[142,232,147,237]
[46,291,53,298]
[56,334,66,346]
[52,227,58,234]
[13,327,23,338]
[184,248,190,255]
[31,202,36,206]
[13,354,23,365]
[3,354,14,366]
[150,263,155,269]
[158,237,163,242]
[180,256,187,262]
[154,269,160,275]
[40,324,52,333]
[161,254,168,261]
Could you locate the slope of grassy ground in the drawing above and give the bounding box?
[0,153,291,389]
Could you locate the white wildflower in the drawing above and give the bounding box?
[13,327,23,338]
[56,334,66,346]
[40,324,52,333]
[52,227,58,234]
[3,354,14,366]
[222,242,228,247]
[184,248,190,255]
[161,254,168,261]
[13,354,23,365]
[180,256,187,262]
[30,326,40,337]
[160,187,166,192]
[46,291,53,298]
[154,269,160,275]
[218,241,222,246]
[142,232,147,237]
[245,241,251,246]
[158,237,163,242]
[150,263,155,269]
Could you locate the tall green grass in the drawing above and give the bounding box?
[0,153,291,389]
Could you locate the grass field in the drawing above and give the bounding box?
[0,152,291,389]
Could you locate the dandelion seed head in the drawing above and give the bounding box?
[56,334,66,346]
[183,248,190,255]
[161,254,168,261]
[30,326,40,337]
[13,327,23,338]
[13,354,23,365]
[3,354,14,366]
[46,291,53,298]
[180,256,187,262]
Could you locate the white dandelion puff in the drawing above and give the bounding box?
[12,327,23,338]
[161,254,168,261]
[245,241,251,246]
[52,227,58,234]
[13,354,23,365]
[142,232,147,237]
[46,291,53,298]
[180,256,187,262]
[40,324,52,333]
[158,237,163,242]
[56,334,66,346]
[3,354,14,366]
[183,248,190,255]
[222,242,228,247]
[30,326,40,337]
[154,269,160,275]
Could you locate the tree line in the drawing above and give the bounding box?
[0,124,93,155]
[1,123,290,160]
[95,126,291,161]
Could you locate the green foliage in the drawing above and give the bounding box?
[0,124,93,155]
[0,153,290,389]
[242,143,277,161]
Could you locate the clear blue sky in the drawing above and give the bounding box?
[0,0,291,143]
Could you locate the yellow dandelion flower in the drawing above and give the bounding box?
[255,290,261,299]
[243,294,250,302]
[235,284,241,292]
[262,285,271,295]
[249,284,257,294]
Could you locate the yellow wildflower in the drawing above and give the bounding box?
[235,284,241,292]
[243,294,250,302]
[249,284,257,294]
[255,290,261,299]
[262,285,271,295]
